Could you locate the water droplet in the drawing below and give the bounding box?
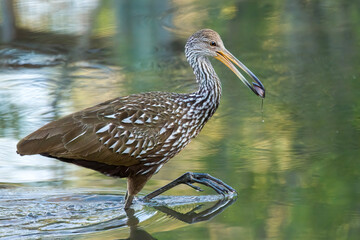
[261,99,265,122]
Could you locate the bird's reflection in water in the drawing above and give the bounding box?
[152,198,236,224]
[122,208,157,240]
[120,198,236,240]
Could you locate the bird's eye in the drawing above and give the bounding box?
[210,41,217,46]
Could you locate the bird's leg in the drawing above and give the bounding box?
[124,191,128,201]
[124,175,149,209]
[124,191,134,210]
[143,172,237,202]
[124,194,135,210]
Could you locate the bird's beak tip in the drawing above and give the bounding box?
[252,82,265,98]
[251,78,266,98]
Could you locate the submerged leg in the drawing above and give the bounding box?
[143,172,236,202]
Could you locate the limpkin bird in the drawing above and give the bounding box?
[17,29,265,209]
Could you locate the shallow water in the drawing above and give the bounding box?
[0,188,233,239]
[1,0,360,239]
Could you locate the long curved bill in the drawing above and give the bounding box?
[215,49,265,98]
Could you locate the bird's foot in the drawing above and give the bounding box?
[143,172,237,202]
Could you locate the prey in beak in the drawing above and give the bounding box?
[214,49,265,98]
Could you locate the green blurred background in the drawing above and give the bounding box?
[0,0,360,239]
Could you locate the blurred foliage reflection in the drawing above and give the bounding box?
[0,0,360,239]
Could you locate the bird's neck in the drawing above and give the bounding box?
[188,55,222,108]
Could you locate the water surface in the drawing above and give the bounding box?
[1,0,360,239]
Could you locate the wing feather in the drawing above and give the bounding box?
[17,92,183,167]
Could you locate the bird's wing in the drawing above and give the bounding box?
[16,92,182,167]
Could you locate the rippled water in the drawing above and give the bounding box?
[0,188,232,239]
[1,0,360,239]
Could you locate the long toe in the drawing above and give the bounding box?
[190,173,236,196]
[194,173,236,193]
[196,178,226,195]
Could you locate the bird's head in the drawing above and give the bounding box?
[185,29,265,98]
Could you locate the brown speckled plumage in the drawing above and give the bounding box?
[17,29,265,209]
